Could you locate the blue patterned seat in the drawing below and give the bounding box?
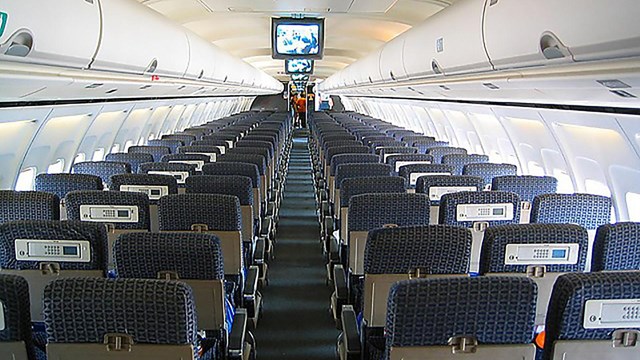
[412,140,449,153]
[236,140,274,158]
[148,139,184,154]
[202,162,260,189]
[178,145,221,162]
[128,145,171,162]
[217,154,266,177]
[531,193,611,230]
[385,154,433,174]
[322,140,362,152]
[439,191,521,272]
[398,163,454,188]
[416,175,483,205]
[462,163,518,189]
[34,174,103,201]
[335,164,393,191]
[158,194,241,232]
[0,191,60,224]
[369,140,406,151]
[427,146,468,163]
[139,162,197,186]
[105,152,154,173]
[376,146,417,159]
[400,135,436,144]
[492,175,558,203]
[65,190,151,231]
[43,277,213,359]
[544,272,640,360]
[329,154,380,177]
[591,222,640,271]
[161,133,197,145]
[0,220,108,324]
[161,153,211,171]
[71,161,131,189]
[0,274,35,360]
[110,173,178,204]
[382,277,537,360]
[442,154,490,175]
[341,176,406,209]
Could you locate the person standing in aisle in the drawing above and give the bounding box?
[296,92,307,128]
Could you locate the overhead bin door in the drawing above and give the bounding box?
[184,31,219,82]
[92,0,190,78]
[484,0,640,70]
[379,35,408,82]
[402,0,491,78]
[0,0,100,68]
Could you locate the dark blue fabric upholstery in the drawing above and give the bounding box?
[0,191,60,224]
[427,147,468,163]
[217,154,266,176]
[439,191,521,227]
[415,175,483,205]
[186,175,253,206]
[341,176,406,208]
[236,140,274,158]
[377,147,417,158]
[479,224,589,274]
[412,140,449,153]
[72,161,131,188]
[161,153,211,165]
[43,278,198,344]
[348,193,430,231]
[139,162,197,176]
[148,139,183,154]
[385,277,537,359]
[226,148,270,166]
[544,272,640,360]
[35,174,103,201]
[329,154,380,176]
[0,220,108,271]
[65,190,151,230]
[385,154,433,170]
[128,146,171,162]
[0,274,34,359]
[161,134,197,145]
[365,225,471,274]
[492,176,558,203]
[105,153,154,174]
[442,154,490,175]
[202,162,260,188]
[326,146,371,164]
[158,194,241,231]
[178,146,221,158]
[398,164,454,188]
[462,163,518,187]
[335,163,393,190]
[114,232,224,280]
[591,222,640,271]
[531,194,611,230]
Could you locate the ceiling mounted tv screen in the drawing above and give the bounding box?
[272,17,325,60]
[286,59,314,74]
[291,74,310,81]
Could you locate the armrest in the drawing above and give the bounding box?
[329,234,341,263]
[228,308,248,359]
[333,265,349,302]
[341,305,362,357]
[321,199,331,217]
[260,216,273,238]
[243,266,260,301]
[253,238,265,265]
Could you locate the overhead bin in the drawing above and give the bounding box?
[379,34,408,82]
[402,0,491,78]
[92,0,190,78]
[484,0,640,69]
[356,49,384,85]
[0,0,100,69]
[184,31,219,82]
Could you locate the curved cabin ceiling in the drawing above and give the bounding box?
[137,0,459,81]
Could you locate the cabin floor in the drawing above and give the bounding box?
[253,130,338,359]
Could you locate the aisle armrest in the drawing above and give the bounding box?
[341,305,361,358]
[228,308,248,359]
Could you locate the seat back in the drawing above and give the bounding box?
[0,191,60,224]
[545,272,640,360]
[178,145,221,162]
[348,193,430,275]
[148,139,183,154]
[128,145,171,162]
[441,154,490,175]
[201,162,262,219]
[71,161,130,189]
[114,233,227,332]
[592,222,640,271]
[427,146,468,163]
[480,223,589,325]
[386,277,537,360]
[105,153,154,173]
[415,175,483,224]
[161,134,197,145]
[161,153,210,172]
[0,220,107,322]
[385,154,433,174]
[335,163,392,210]
[44,278,197,359]
[462,163,518,190]
[398,163,454,189]
[35,174,103,201]
[439,191,521,272]
[158,194,243,276]
[531,193,612,271]
[362,225,471,327]
[492,175,558,223]
[0,274,33,360]
[378,147,417,162]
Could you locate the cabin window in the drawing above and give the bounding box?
[124,140,135,151]
[47,159,65,174]
[15,167,36,191]
[554,169,574,194]
[111,144,120,153]
[626,192,640,221]
[585,179,611,197]
[528,161,545,176]
[92,148,105,161]
[74,153,86,164]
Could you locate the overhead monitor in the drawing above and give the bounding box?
[286,59,314,74]
[291,74,310,81]
[272,17,325,60]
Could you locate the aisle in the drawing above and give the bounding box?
[253,131,338,359]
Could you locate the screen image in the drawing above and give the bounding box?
[272,18,325,60]
[291,74,309,81]
[286,59,314,74]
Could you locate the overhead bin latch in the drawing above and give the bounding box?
[540,32,573,60]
